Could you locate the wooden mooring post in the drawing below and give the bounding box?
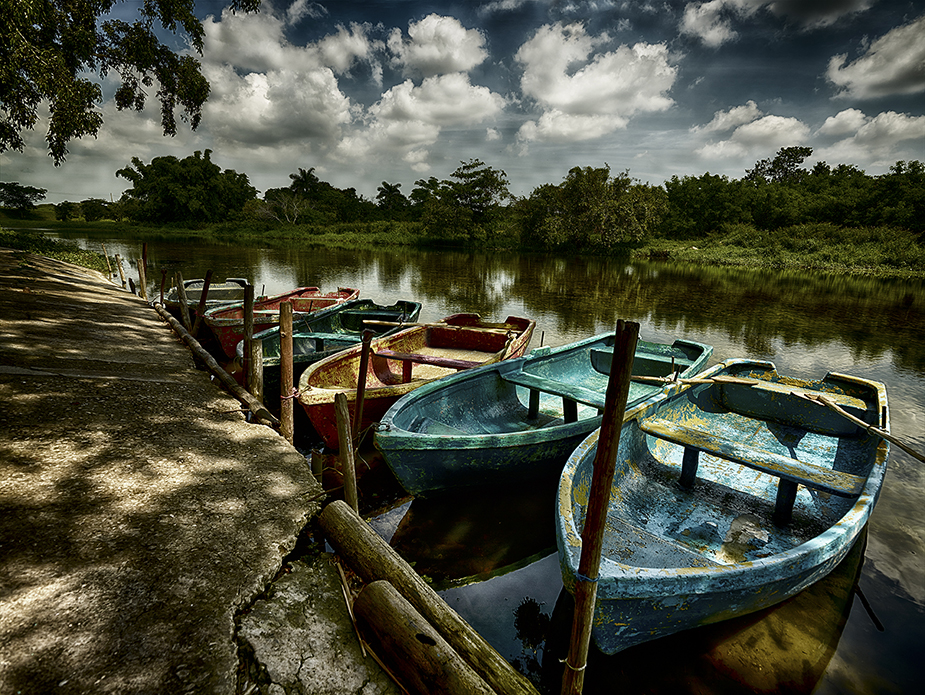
[561,319,639,695]
[319,500,539,695]
[175,272,193,332]
[352,329,375,447]
[137,258,148,301]
[114,254,126,288]
[279,300,294,444]
[334,392,359,512]
[243,283,255,393]
[190,269,213,338]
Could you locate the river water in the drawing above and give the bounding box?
[52,231,923,694]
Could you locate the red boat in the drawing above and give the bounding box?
[203,286,359,358]
[297,313,536,449]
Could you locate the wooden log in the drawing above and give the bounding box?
[152,302,279,426]
[561,319,639,695]
[280,301,294,444]
[334,392,359,512]
[137,258,148,301]
[353,580,493,695]
[248,338,264,404]
[352,330,374,446]
[319,500,540,695]
[190,269,213,338]
[114,254,127,288]
[175,272,193,332]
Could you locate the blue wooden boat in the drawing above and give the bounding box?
[556,358,890,655]
[374,333,712,494]
[235,298,422,402]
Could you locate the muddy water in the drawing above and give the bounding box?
[53,232,924,693]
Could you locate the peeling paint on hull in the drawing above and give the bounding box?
[556,358,890,655]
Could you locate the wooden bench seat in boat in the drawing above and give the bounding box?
[590,347,693,377]
[375,349,482,383]
[501,371,605,423]
[638,416,867,527]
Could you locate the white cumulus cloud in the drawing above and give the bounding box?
[816,110,925,164]
[693,100,764,133]
[388,14,488,77]
[515,23,676,144]
[827,15,925,99]
[696,114,810,158]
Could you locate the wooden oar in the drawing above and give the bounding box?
[631,374,759,386]
[796,392,925,463]
[362,320,514,335]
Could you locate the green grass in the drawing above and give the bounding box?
[0,226,112,274]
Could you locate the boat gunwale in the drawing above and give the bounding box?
[556,358,891,600]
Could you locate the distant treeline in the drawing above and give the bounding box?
[2,147,923,257]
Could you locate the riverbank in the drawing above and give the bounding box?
[0,249,392,694]
[3,215,923,279]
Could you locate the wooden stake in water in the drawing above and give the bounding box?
[175,272,192,332]
[243,284,255,390]
[561,319,639,695]
[352,329,375,447]
[334,392,359,513]
[190,269,213,338]
[137,258,148,301]
[114,254,126,288]
[280,300,294,444]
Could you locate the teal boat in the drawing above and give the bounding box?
[374,332,712,494]
[556,359,890,656]
[236,298,422,402]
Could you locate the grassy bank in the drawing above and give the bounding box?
[3,211,922,279]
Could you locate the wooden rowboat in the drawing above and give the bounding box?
[203,286,358,358]
[374,333,712,495]
[236,298,422,404]
[164,277,248,322]
[556,358,890,656]
[298,313,536,449]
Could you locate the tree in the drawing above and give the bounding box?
[80,198,110,222]
[744,146,813,184]
[376,182,409,219]
[1,0,260,164]
[55,201,80,221]
[0,181,47,215]
[117,149,257,223]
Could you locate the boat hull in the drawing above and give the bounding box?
[238,299,422,403]
[375,335,712,495]
[298,313,536,449]
[203,287,358,358]
[556,359,890,655]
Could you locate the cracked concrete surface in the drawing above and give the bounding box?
[0,248,380,694]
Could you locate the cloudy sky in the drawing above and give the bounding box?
[4,0,924,204]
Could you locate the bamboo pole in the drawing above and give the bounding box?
[562,319,639,695]
[175,272,193,332]
[190,269,213,338]
[353,581,494,695]
[352,329,375,447]
[115,254,126,287]
[136,258,148,301]
[334,392,359,512]
[152,302,279,426]
[280,301,294,444]
[319,500,539,695]
[797,392,925,463]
